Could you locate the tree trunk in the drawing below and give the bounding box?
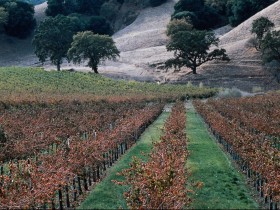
[57,63,61,71]
[93,66,99,74]
[192,66,197,74]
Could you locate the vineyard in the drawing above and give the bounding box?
[1,66,279,209]
[194,93,280,209]
[116,101,190,209]
[0,99,165,208]
[0,67,218,208]
[0,67,217,103]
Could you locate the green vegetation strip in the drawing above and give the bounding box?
[187,103,258,209]
[79,112,170,209]
[0,67,216,100]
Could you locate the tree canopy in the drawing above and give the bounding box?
[166,18,193,37]
[251,17,274,50]
[0,0,36,38]
[0,7,8,29]
[250,17,280,82]
[261,30,280,64]
[67,31,120,73]
[165,18,229,74]
[32,15,79,71]
[165,27,229,74]
[173,0,277,30]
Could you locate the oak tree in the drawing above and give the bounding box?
[32,15,79,71]
[67,31,119,73]
[165,29,229,74]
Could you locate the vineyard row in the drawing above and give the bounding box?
[117,101,190,209]
[0,102,165,208]
[193,100,280,210]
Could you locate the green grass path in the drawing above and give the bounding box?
[79,112,169,209]
[187,103,258,209]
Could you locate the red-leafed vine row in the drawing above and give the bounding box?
[207,94,280,143]
[0,100,151,162]
[193,99,280,209]
[116,101,190,209]
[0,101,165,208]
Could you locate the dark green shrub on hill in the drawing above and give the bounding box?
[89,16,113,35]
[228,0,277,26]
[150,0,167,7]
[46,0,106,17]
[2,0,36,38]
[100,1,120,21]
[173,0,224,30]
[173,0,277,30]
[68,13,113,35]
[33,15,80,71]
[0,0,36,38]
[22,0,45,5]
[174,0,204,12]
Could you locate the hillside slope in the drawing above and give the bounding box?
[171,1,280,91]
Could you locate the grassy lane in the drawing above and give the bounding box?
[187,103,258,209]
[79,112,169,209]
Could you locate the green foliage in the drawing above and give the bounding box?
[67,31,120,73]
[261,30,280,64]
[0,67,218,101]
[89,16,113,35]
[149,0,167,7]
[0,0,36,38]
[32,15,80,71]
[22,0,45,5]
[173,0,225,30]
[251,17,274,40]
[251,17,274,50]
[165,29,229,74]
[174,0,204,12]
[166,18,192,37]
[228,0,252,26]
[250,18,280,83]
[100,0,120,21]
[68,14,113,35]
[46,0,105,16]
[173,0,277,30]
[0,7,8,27]
[228,0,277,26]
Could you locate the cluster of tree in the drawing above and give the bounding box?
[45,0,114,36]
[33,15,120,73]
[250,17,280,82]
[22,0,46,5]
[165,19,230,74]
[45,0,167,35]
[172,0,277,30]
[150,0,167,7]
[0,0,36,38]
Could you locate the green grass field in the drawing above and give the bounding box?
[0,67,217,102]
[79,112,169,209]
[187,103,258,209]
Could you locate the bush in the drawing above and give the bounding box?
[150,0,167,7]
[100,1,120,21]
[217,88,243,98]
[3,1,36,38]
[89,16,113,35]
[68,13,112,35]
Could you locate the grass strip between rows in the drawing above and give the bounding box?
[187,103,259,209]
[79,111,170,209]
